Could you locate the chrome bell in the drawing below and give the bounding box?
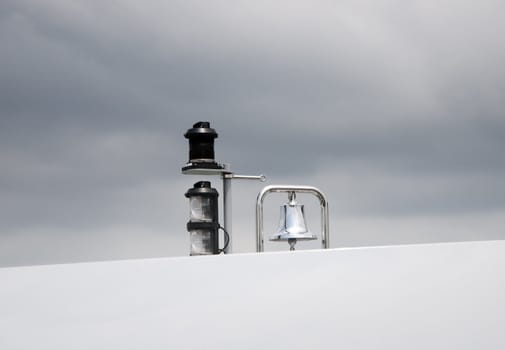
[270,192,317,250]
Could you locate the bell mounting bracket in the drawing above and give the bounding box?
[255,185,330,252]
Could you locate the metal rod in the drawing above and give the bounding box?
[224,174,266,182]
[256,185,330,252]
[221,171,265,254]
[223,175,232,254]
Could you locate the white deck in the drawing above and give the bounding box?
[1,240,504,349]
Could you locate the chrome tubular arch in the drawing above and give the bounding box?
[256,185,329,252]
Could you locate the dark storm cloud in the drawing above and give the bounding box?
[1,0,504,266]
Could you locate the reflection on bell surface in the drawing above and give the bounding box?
[270,192,316,250]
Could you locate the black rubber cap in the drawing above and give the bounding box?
[184,121,218,139]
[185,181,219,198]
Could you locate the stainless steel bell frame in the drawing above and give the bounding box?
[256,185,330,252]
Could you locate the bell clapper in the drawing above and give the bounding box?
[287,193,298,251]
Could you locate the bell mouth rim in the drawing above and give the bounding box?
[269,232,317,241]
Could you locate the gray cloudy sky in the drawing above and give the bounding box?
[1,0,504,267]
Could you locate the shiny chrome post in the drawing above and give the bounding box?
[256,185,329,252]
[222,165,232,254]
[222,169,266,254]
